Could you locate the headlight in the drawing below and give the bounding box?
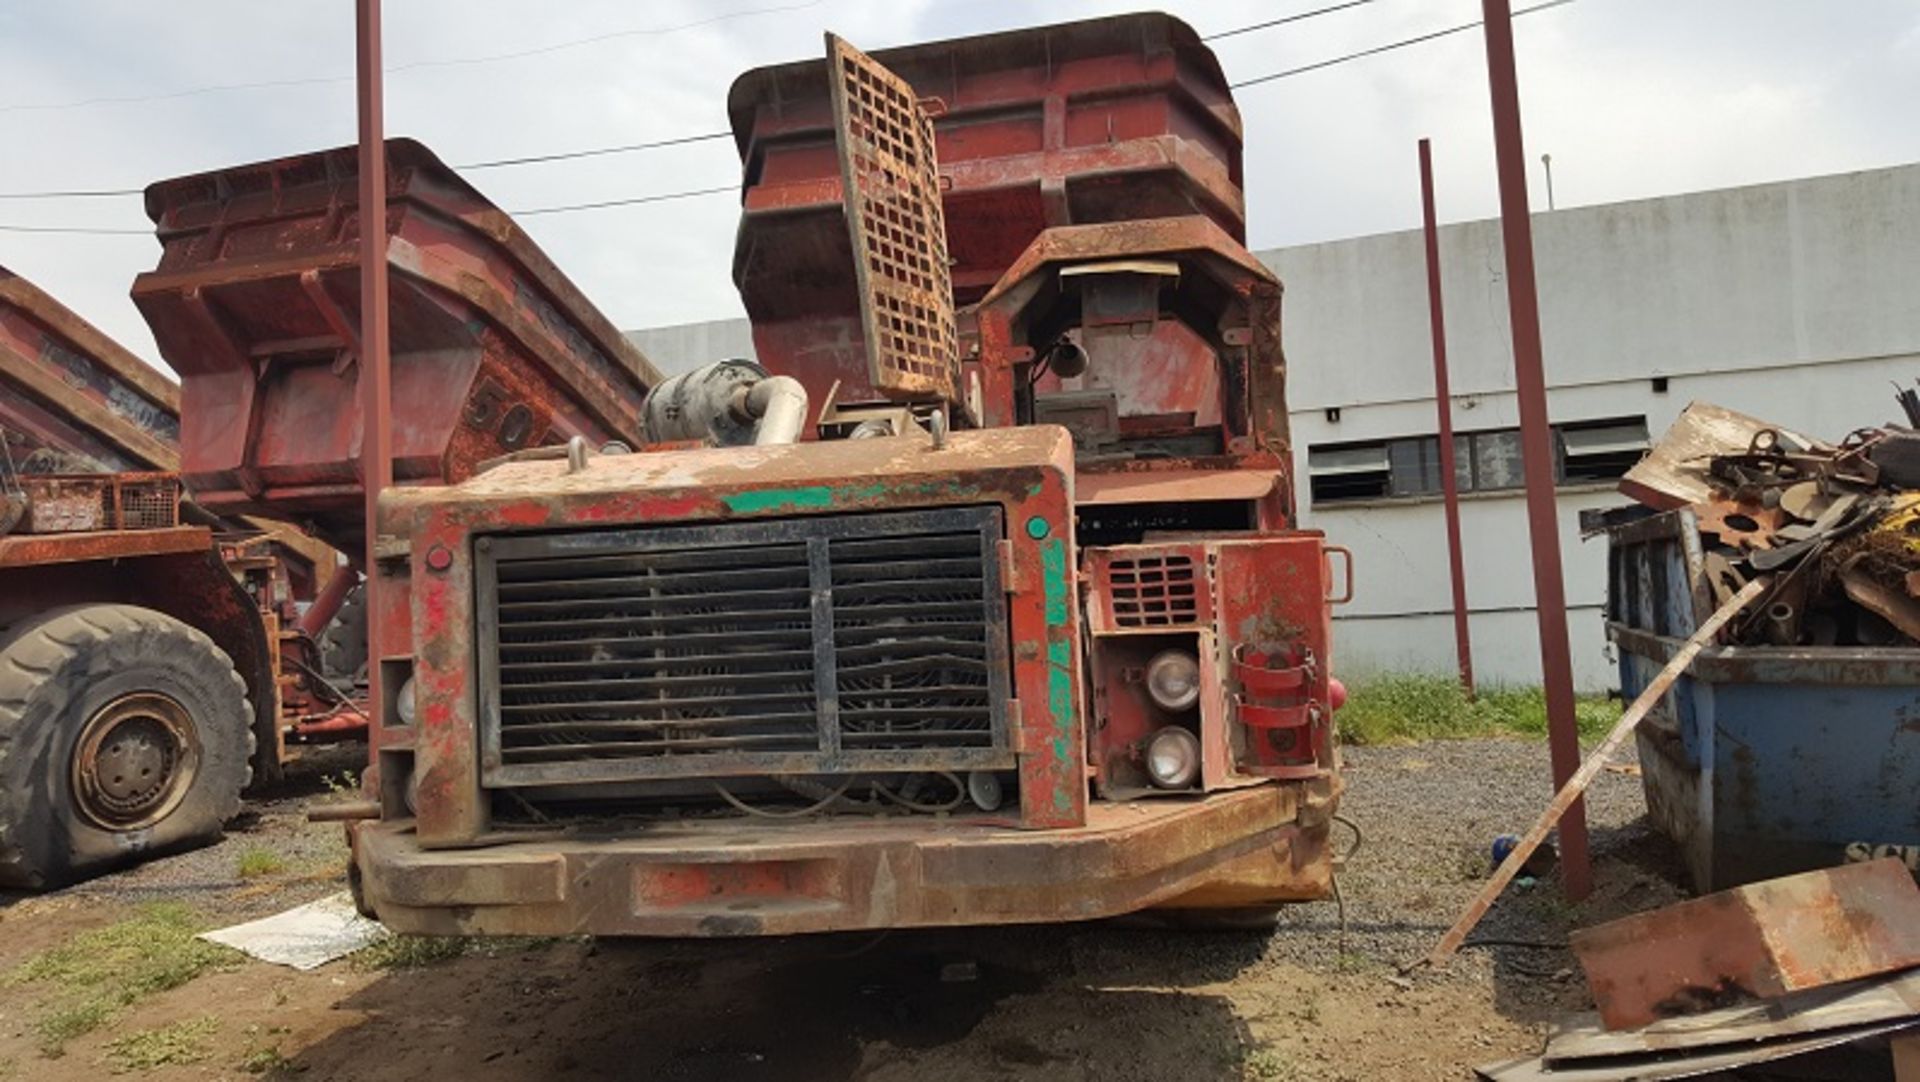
[1144,726,1201,790]
[394,675,418,726]
[1145,648,1201,712]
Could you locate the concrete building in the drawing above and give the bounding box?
[629,162,1920,690]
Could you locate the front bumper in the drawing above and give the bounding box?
[352,779,1339,937]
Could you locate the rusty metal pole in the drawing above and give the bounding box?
[356,0,391,732]
[1418,138,1475,699]
[1481,0,1590,900]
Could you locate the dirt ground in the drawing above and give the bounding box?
[0,738,1680,1081]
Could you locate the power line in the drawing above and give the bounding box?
[461,131,732,172]
[0,131,736,200]
[4,2,1584,222]
[0,223,148,235]
[512,185,738,216]
[1231,0,1577,88]
[0,0,824,115]
[0,188,141,200]
[1203,0,1383,42]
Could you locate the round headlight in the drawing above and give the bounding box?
[1144,726,1201,790]
[1145,649,1201,712]
[394,675,418,726]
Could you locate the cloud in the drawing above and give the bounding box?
[1,0,1914,376]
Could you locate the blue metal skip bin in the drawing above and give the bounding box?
[1604,508,1920,893]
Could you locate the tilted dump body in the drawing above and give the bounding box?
[132,139,663,549]
[0,266,180,474]
[729,12,1246,408]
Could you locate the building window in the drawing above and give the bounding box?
[1307,416,1648,506]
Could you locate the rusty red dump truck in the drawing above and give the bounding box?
[321,15,1354,936]
[0,136,662,887]
[0,267,353,887]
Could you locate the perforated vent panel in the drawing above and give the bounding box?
[1106,554,1200,628]
[476,506,1015,788]
[826,33,958,403]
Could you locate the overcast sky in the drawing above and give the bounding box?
[2,0,1916,373]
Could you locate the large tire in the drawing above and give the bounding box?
[0,605,253,889]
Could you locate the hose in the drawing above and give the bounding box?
[712,776,852,819]
[871,771,966,813]
[1332,813,1364,863]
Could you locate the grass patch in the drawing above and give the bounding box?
[234,847,287,879]
[1338,675,1617,746]
[102,1016,218,1073]
[5,903,239,1057]
[350,933,565,971]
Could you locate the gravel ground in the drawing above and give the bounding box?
[1269,736,1687,1015]
[0,735,1690,1080]
[43,743,361,922]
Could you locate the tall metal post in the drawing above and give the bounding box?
[1418,139,1475,699]
[1481,0,1591,899]
[356,0,391,733]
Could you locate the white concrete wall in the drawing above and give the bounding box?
[626,319,760,378]
[625,163,1920,690]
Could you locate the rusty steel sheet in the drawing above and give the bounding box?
[351,776,1336,937]
[973,215,1290,491]
[131,138,664,551]
[730,13,1245,409]
[0,265,180,474]
[826,33,959,403]
[1570,858,1920,1031]
[0,524,212,570]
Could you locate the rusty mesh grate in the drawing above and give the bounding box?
[826,33,958,403]
[1106,554,1200,627]
[115,474,182,530]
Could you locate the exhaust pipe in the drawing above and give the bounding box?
[640,360,811,447]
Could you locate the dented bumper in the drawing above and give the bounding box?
[352,778,1338,938]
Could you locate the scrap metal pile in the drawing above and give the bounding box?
[1612,400,1920,647]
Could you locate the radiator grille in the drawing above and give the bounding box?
[1106,554,1199,627]
[477,506,1013,788]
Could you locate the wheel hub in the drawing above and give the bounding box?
[71,692,201,831]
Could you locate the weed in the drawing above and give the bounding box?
[239,1024,290,1075]
[235,847,287,879]
[102,1016,218,1073]
[319,769,361,798]
[1242,1045,1294,1082]
[1337,675,1616,746]
[1331,950,1377,975]
[351,933,566,970]
[5,903,239,1056]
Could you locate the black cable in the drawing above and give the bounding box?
[0,223,147,235]
[1204,0,1382,41]
[0,0,826,115]
[1231,0,1579,89]
[511,185,737,217]
[459,131,732,171]
[2,1,1584,218]
[0,134,733,202]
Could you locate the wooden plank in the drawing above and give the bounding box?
[1422,576,1770,969]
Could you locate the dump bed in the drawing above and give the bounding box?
[728,12,1244,404]
[132,139,662,548]
[0,266,181,473]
